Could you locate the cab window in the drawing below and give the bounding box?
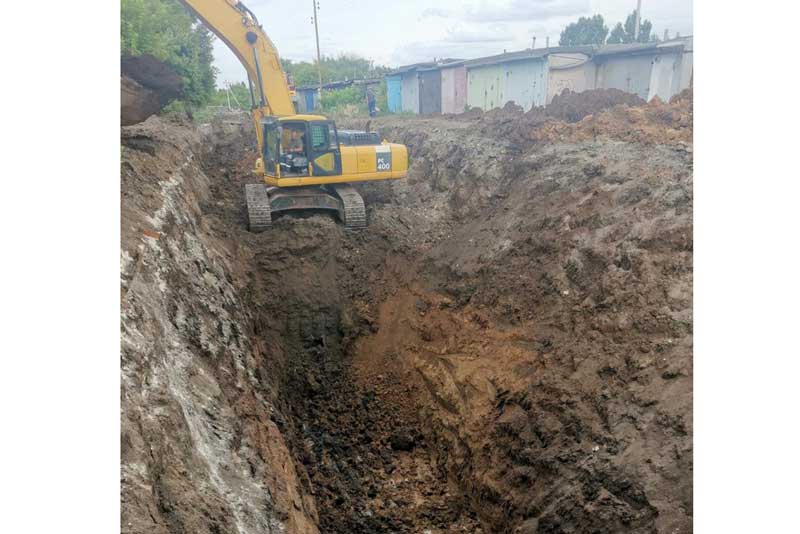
[310,122,338,152]
[262,122,280,169]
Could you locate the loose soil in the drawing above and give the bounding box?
[121,93,692,534]
[121,54,183,126]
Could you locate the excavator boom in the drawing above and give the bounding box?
[177,0,294,117]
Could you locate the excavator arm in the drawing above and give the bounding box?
[177,0,295,148]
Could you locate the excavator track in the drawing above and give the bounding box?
[244,183,272,232]
[331,184,366,229]
[245,183,366,230]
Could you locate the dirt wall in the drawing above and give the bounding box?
[353,130,692,534]
[121,117,317,533]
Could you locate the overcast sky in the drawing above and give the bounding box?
[212,0,693,87]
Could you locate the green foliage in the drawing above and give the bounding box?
[121,0,217,106]
[606,11,655,44]
[281,59,318,87]
[559,15,609,46]
[281,53,390,87]
[185,82,253,123]
[374,80,388,114]
[280,52,390,117]
[191,105,235,124]
[208,82,252,110]
[606,23,626,44]
[315,81,388,117]
[560,10,657,46]
[320,86,364,113]
[160,100,191,118]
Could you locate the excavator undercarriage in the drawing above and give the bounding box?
[245,183,366,231]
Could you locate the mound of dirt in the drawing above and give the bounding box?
[121,54,183,126]
[528,90,693,146]
[449,88,668,151]
[121,75,159,127]
[448,88,693,150]
[547,88,646,122]
[122,89,692,533]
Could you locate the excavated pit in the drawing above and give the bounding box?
[121,93,693,534]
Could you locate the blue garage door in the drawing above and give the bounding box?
[304,90,316,112]
[386,75,402,113]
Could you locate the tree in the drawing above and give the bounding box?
[607,23,627,44]
[606,10,654,44]
[281,54,390,87]
[559,15,609,46]
[121,0,217,106]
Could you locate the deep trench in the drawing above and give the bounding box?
[253,287,482,533]
[203,162,485,533]
[122,110,693,534]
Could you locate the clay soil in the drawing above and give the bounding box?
[121,92,692,534]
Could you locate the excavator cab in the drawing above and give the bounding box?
[261,117,343,179]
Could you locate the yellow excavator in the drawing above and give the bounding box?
[177,0,408,230]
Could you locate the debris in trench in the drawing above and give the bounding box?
[389,430,416,451]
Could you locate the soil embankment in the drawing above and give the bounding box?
[121,92,693,533]
[121,54,183,126]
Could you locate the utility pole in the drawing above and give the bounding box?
[546,36,550,48]
[227,82,241,109]
[312,0,323,109]
[532,36,536,49]
[634,0,642,41]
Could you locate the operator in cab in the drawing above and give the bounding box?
[287,128,305,154]
[281,126,309,176]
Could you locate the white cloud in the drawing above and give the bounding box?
[208,0,693,86]
[443,24,513,44]
[426,0,591,23]
[390,41,510,66]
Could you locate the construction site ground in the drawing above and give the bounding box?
[121,89,693,534]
